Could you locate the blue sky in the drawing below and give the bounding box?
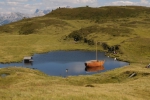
[0,0,150,14]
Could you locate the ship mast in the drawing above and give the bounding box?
[96,41,97,61]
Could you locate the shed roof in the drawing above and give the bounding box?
[24,56,32,60]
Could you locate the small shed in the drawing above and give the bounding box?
[23,56,33,63]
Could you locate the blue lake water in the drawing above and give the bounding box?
[0,51,129,77]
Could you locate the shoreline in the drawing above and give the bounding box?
[0,49,129,64]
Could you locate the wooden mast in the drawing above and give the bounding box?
[96,41,97,61]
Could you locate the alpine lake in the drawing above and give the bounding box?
[0,51,129,77]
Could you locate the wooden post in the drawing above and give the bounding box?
[129,73,136,78]
[66,69,68,77]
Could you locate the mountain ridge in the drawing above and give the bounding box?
[0,9,51,26]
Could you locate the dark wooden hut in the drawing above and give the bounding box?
[23,56,33,63]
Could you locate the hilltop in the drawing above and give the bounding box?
[46,6,150,19]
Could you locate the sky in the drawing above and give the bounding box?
[0,0,150,14]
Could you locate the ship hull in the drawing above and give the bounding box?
[85,60,105,67]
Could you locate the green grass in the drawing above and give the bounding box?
[0,34,92,63]
[0,6,150,100]
[0,64,150,100]
[46,6,150,20]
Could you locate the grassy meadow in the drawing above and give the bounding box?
[0,6,150,100]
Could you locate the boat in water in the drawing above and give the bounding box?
[85,60,105,67]
[85,41,105,67]
[85,65,104,72]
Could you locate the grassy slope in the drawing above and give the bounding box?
[0,65,150,100]
[0,6,150,99]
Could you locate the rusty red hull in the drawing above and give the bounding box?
[85,60,105,68]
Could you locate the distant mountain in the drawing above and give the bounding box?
[0,12,29,26]
[34,9,51,16]
[0,9,51,26]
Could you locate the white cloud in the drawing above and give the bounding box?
[42,0,97,4]
[141,0,149,4]
[41,0,98,8]
[73,0,97,3]
[138,0,150,6]
[7,2,19,6]
[111,1,136,6]
[140,0,149,5]
[0,2,4,4]
[108,0,150,6]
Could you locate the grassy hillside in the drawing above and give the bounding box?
[0,6,150,100]
[47,6,150,20]
[0,64,150,100]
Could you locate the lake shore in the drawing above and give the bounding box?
[0,35,149,99]
[0,51,129,76]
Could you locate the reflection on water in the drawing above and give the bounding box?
[24,62,33,66]
[85,66,104,72]
[0,51,129,76]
